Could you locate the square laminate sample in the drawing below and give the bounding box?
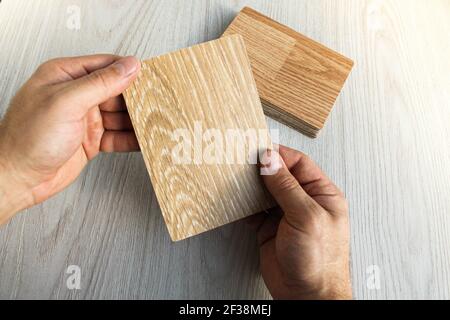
[124,35,275,241]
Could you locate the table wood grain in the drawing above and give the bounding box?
[0,0,449,299]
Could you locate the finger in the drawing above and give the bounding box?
[277,145,344,199]
[99,95,127,112]
[58,56,140,115]
[34,54,122,84]
[277,145,325,185]
[277,145,347,218]
[256,213,282,247]
[101,111,133,131]
[244,208,283,247]
[244,207,283,230]
[261,150,319,230]
[100,131,140,153]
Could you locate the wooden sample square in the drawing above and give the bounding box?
[124,35,275,241]
[223,7,354,137]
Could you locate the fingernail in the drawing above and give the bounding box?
[113,56,140,77]
[260,149,282,176]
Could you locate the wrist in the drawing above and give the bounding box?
[289,286,353,301]
[315,285,353,300]
[308,277,353,300]
[0,147,34,225]
[279,273,353,300]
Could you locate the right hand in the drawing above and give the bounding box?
[251,145,352,300]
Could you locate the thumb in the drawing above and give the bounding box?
[60,56,140,113]
[261,150,319,229]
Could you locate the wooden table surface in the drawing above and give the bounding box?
[0,0,449,300]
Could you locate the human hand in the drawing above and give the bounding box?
[251,145,352,300]
[0,55,141,224]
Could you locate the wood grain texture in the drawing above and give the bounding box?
[223,7,354,137]
[0,0,450,300]
[123,35,274,241]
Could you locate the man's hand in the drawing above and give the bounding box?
[0,55,141,224]
[252,145,352,300]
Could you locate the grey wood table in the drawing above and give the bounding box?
[1,0,449,300]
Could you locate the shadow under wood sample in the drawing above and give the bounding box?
[223,7,354,138]
[124,35,275,241]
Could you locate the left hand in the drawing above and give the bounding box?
[0,55,141,224]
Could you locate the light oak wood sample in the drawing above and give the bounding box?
[124,35,275,241]
[223,7,354,138]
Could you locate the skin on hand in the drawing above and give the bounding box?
[250,145,352,300]
[0,55,141,224]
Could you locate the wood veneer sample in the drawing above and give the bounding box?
[223,7,354,138]
[124,35,275,241]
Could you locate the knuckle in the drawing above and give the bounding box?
[47,91,66,107]
[286,207,326,239]
[300,152,311,162]
[37,58,62,72]
[275,173,301,194]
[45,58,63,66]
[88,71,111,95]
[316,181,335,195]
[34,63,50,76]
[298,152,312,165]
[33,58,67,80]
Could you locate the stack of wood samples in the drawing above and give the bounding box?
[223,7,354,137]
